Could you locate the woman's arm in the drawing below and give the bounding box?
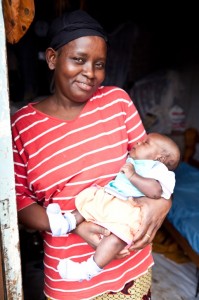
[18,203,51,231]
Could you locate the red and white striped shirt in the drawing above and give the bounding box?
[12,86,153,300]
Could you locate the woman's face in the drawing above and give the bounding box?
[50,36,107,103]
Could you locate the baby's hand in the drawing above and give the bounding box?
[120,163,135,179]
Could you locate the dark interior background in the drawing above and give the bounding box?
[89,1,199,66]
[7,0,199,103]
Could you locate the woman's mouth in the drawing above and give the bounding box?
[75,81,94,92]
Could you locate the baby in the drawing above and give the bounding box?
[47,132,180,281]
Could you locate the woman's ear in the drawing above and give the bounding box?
[45,48,57,70]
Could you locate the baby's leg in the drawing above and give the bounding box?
[93,233,127,268]
[57,233,126,281]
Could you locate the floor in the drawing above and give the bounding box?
[21,231,199,300]
[152,252,198,300]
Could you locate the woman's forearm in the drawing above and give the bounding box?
[18,203,50,231]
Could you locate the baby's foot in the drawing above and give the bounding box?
[57,256,102,281]
[46,203,76,236]
[57,259,87,281]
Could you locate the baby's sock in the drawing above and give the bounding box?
[57,255,102,281]
[46,203,76,236]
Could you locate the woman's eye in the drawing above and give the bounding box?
[96,62,105,69]
[73,57,84,63]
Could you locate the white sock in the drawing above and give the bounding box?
[64,212,77,232]
[46,203,76,236]
[57,255,102,281]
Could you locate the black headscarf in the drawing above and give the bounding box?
[48,10,108,50]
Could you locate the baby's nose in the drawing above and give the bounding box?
[136,141,142,146]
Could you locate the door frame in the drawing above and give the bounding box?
[0,2,23,299]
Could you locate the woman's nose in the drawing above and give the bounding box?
[82,62,95,78]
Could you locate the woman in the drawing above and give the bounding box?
[12,9,171,300]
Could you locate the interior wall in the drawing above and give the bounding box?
[7,1,199,131]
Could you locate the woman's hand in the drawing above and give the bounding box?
[74,196,171,257]
[128,196,172,251]
[74,221,110,249]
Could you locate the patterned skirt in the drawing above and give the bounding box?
[46,268,151,300]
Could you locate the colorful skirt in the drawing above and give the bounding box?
[46,267,151,300]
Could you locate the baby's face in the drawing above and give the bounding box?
[129,134,160,160]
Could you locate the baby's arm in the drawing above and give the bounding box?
[121,163,162,199]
